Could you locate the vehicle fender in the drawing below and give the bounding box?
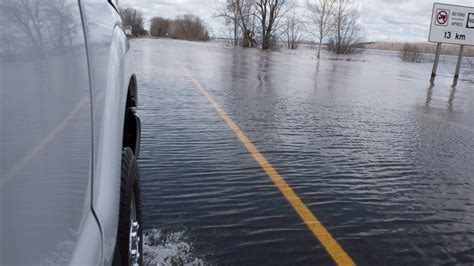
[91,24,130,265]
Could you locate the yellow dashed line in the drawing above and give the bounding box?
[172,56,355,266]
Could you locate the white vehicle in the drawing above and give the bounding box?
[0,0,142,265]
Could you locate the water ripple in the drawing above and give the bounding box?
[134,39,474,265]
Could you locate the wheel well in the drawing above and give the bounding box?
[127,75,138,108]
[123,75,140,156]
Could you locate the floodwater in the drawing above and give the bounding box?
[133,38,474,265]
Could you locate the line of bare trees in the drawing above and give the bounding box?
[218,0,364,55]
[285,12,303,50]
[150,14,210,42]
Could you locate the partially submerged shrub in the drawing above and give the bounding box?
[400,43,423,62]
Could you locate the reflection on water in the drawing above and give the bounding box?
[0,0,92,265]
[0,0,81,58]
[425,85,434,107]
[426,84,460,113]
[134,39,474,265]
[448,86,456,111]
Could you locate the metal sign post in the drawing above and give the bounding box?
[430,43,442,84]
[452,45,464,87]
[428,3,474,86]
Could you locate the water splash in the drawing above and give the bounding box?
[143,229,204,266]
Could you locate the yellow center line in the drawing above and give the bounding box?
[0,97,90,188]
[172,55,355,266]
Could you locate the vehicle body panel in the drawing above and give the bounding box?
[0,0,134,264]
[70,211,103,265]
[79,0,134,263]
[0,0,97,264]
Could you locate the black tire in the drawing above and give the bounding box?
[116,147,143,266]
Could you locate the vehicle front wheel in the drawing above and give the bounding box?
[116,147,143,266]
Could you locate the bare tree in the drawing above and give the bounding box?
[285,12,303,50]
[217,0,292,49]
[306,0,335,58]
[328,0,363,54]
[238,0,258,47]
[119,7,146,37]
[254,0,293,50]
[216,0,240,46]
[216,0,257,47]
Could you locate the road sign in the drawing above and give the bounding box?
[435,9,449,25]
[429,3,474,46]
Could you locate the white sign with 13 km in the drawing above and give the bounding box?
[429,3,474,46]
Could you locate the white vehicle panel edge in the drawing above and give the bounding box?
[79,0,135,264]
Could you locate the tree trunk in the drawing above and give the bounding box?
[234,21,238,46]
[317,38,323,59]
[262,34,271,50]
[242,29,254,48]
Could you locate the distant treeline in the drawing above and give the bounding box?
[150,14,210,42]
[217,0,364,56]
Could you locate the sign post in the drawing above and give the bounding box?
[453,45,464,87]
[428,3,474,86]
[430,43,442,84]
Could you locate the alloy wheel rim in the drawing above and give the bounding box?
[129,191,140,266]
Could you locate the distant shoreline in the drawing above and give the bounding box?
[132,37,474,58]
[363,42,474,57]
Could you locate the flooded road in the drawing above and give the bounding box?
[133,38,474,265]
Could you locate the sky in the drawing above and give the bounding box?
[118,0,474,42]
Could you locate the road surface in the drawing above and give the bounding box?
[133,38,474,265]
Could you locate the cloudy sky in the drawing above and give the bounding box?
[119,0,473,42]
